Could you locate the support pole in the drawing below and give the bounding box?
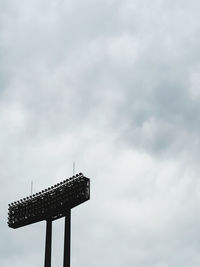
[63,210,71,267]
[44,220,52,267]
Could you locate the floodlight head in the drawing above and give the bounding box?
[8,173,90,229]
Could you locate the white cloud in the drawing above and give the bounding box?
[1,0,200,266]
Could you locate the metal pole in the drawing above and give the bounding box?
[44,220,52,267]
[63,210,71,267]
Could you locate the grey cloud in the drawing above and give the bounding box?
[1,1,200,267]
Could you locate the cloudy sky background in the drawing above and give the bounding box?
[1,0,200,266]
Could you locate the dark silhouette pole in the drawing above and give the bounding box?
[44,220,52,267]
[63,210,71,267]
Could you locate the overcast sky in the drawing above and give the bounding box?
[1,0,200,266]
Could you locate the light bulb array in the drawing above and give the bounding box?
[8,173,90,228]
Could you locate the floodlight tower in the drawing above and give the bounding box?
[7,173,90,267]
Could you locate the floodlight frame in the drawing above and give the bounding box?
[8,173,90,229]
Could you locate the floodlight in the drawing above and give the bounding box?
[8,173,90,267]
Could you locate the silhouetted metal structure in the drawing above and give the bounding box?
[8,173,90,267]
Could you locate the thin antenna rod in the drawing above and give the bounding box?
[73,162,75,176]
[31,180,33,196]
